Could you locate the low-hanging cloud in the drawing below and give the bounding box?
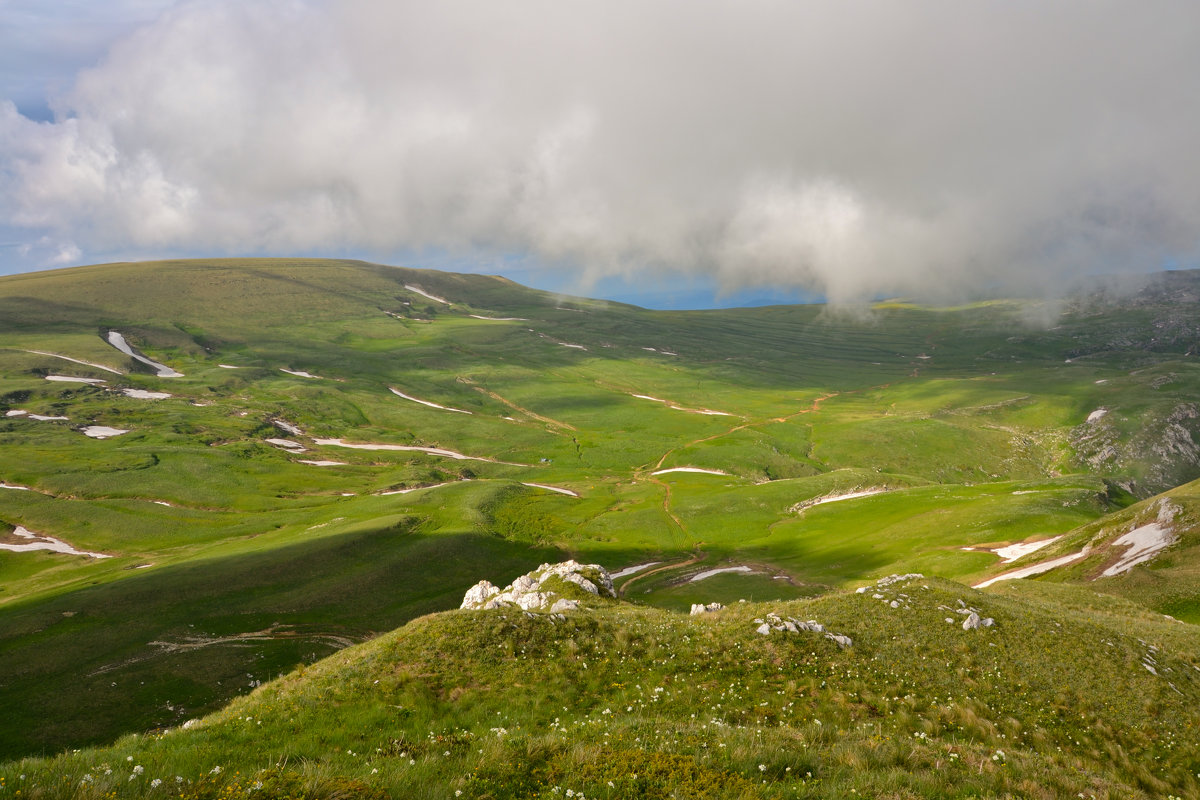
[2,0,1199,302]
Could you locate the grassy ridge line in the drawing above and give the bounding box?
[4,575,1199,798]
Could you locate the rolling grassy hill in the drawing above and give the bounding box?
[3,258,1200,786]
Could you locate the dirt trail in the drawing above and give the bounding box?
[466,381,577,432]
[651,392,838,471]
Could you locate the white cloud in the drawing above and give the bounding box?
[2,0,1199,301]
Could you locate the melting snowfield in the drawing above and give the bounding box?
[797,488,890,511]
[521,482,579,497]
[1102,523,1178,577]
[298,460,346,466]
[390,388,472,414]
[379,480,465,496]
[121,388,172,400]
[1,482,31,491]
[82,426,129,439]
[280,368,321,379]
[631,394,732,416]
[265,438,306,451]
[690,565,755,582]
[992,536,1063,563]
[973,550,1089,589]
[313,438,527,465]
[273,420,304,436]
[6,410,69,420]
[26,350,123,374]
[651,467,729,476]
[609,562,662,579]
[0,526,110,559]
[404,284,449,304]
[46,375,105,384]
[468,314,527,321]
[106,331,183,377]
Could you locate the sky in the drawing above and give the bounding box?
[1,1,1199,308]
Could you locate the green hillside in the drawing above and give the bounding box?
[4,568,1200,798]
[3,258,1200,777]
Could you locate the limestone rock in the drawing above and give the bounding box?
[460,580,499,609]
[460,560,615,613]
[690,602,725,615]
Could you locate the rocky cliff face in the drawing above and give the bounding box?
[1072,402,1200,496]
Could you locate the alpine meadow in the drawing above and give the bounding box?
[2,259,1200,798]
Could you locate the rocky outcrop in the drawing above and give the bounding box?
[460,560,615,613]
[690,602,725,615]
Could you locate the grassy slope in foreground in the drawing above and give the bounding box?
[3,573,1199,799]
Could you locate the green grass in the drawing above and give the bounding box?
[5,574,1200,798]
[3,258,1200,763]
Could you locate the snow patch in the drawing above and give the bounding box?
[8,410,70,421]
[651,467,729,476]
[390,388,472,414]
[265,438,306,451]
[298,460,345,466]
[974,550,1089,589]
[314,438,527,465]
[26,350,123,374]
[797,488,889,511]
[609,561,662,579]
[690,565,754,583]
[46,375,106,384]
[404,284,449,304]
[106,331,183,377]
[522,482,579,497]
[1,482,31,491]
[378,480,464,495]
[630,393,732,416]
[82,426,128,438]
[1,526,111,558]
[468,314,526,321]
[121,388,172,400]
[1101,503,1180,577]
[280,368,320,379]
[273,419,303,436]
[217,364,241,369]
[992,536,1063,563]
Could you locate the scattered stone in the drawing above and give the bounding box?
[751,614,849,647]
[962,612,982,630]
